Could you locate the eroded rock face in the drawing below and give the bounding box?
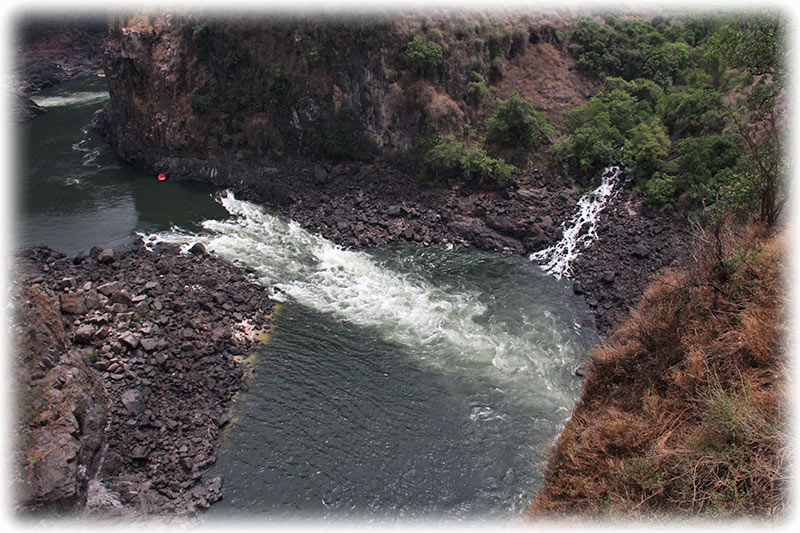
[94,12,594,178]
[11,282,106,513]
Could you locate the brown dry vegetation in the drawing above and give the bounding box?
[527,223,789,520]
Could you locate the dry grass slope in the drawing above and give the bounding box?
[527,223,788,520]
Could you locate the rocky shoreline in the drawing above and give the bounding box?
[88,117,690,334]
[11,240,273,517]
[11,15,692,519]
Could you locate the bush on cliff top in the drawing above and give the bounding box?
[404,35,444,75]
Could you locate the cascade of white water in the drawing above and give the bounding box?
[144,191,591,407]
[529,166,623,279]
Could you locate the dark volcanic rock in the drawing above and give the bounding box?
[12,240,274,517]
[10,281,106,513]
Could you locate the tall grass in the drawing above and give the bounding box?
[527,223,788,520]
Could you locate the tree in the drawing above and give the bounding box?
[484,92,554,151]
[706,13,786,226]
[421,134,463,183]
[404,36,444,75]
[624,118,670,181]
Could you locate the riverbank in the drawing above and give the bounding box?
[11,240,273,516]
[86,117,691,334]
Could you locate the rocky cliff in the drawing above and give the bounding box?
[11,242,274,516]
[95,10,595,178]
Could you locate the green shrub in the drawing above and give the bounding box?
[420,134,464,182]
[404,36,444,74]
[644,172,679,209]
[466,71,492,106]
[623,118,670,181]
[460,147,514,189]
[485,92,554,151]
[551,110,623,179]
[658,86,727,137]
[674,134,740,191]
[604,77,664,109]
[568,88,652,138]
[489,56,505,82]
[266,68,289,107]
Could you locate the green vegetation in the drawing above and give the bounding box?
[485,92,554,152]
[419,134,514,189]
[404,35,444,74]
[550,13,785,226]
[420,134,463,182]
[460,146,514,189]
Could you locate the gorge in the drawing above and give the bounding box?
[9,7,788,523]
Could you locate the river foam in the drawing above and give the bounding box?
[32,91,110,108]
[146,191,591,407]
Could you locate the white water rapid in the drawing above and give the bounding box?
[31,91,110,108]
[145,191,592,408]
[529,165,623,279]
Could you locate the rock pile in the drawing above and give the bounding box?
[12,239,273,516]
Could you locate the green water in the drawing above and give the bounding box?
[18,76,597,521]
[15,76,227,255]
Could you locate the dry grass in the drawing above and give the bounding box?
[526,223,789,520]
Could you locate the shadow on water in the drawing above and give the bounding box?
[15,76,228,256]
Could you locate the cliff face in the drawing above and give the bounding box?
[96,11,595,178]
[11,260,106,512]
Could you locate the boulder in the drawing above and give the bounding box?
[110,290,133,306]
[97,281,122,296]
[60,292,87,315]
[188,242,206,255]
[74,324,95,344]
[119,332,140,349]
[632,242,650,258]
[97,249,115,264]
[120,389,145,415]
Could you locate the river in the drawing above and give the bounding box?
[16,77,598,521]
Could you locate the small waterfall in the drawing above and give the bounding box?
[529,166,622,279]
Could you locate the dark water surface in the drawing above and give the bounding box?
[17,77,597,521]
[15,76,227,255]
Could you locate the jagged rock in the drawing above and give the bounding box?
[97,249,115,264]
[111,290,133,306]
[140,338,158,352]
[120,389,146,415]
[188,242,206,255]
[119,332,140,349]
[632,242,650,258]
[84,292,102,310]
[74,324,95,344]
[97,281,122,296]
[60,292,87,315]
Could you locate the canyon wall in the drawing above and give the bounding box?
[95,10,596,178]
